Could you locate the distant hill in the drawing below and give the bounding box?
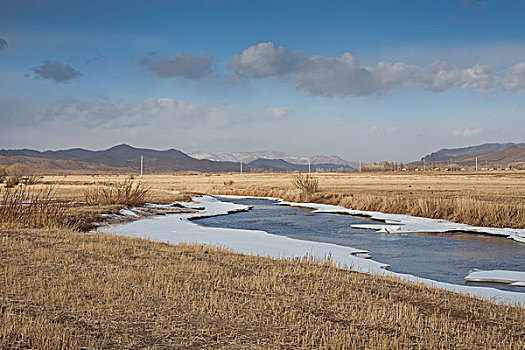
[416,143,525,168]
[0,144,355,174]
[421,143,525,162]
[0,144,256,174]
[248,158,355,172]
[452,146,525,167]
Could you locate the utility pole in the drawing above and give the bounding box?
[423,159,426,171]
[240,160,243,175]
[359,160,362,172]
[475,157,478,171]
[140,155,144,177]
[308,159,311,174]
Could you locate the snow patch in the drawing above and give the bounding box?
[119,209,139,217]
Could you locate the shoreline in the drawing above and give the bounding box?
[98,195,525,306]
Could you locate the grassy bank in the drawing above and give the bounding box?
[2,226,524,349]
[165,171,525,229]
[36,171,525,229]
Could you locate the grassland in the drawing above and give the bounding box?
[2,226,524,349]
[1,172,525,349]
[40,170,525,229]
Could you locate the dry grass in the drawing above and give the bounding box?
[336,194,525,228]
[129,171,524,229]
[83,178,150,205]
[1,226,524,349]
[16,172,525,228]
[291,174,319,195]
[0,186,70,229]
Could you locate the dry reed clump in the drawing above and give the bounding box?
[291,174,319,194]
[83,178,150,205]
[1,227,524,349]
[0,186,69,229]
[337,194,525,229]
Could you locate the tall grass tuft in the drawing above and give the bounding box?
[83,179,150,206]
[291,174,319,194]
[0,186,69,228]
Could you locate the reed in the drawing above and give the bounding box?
[83,178,150,205]
[0,186,69,228]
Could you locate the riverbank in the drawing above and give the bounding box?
[100,195,525,304]
[2,176,525,348]
[2,225,524,349]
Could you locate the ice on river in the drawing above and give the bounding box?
[98,195,525,305]
[466,270,525,287]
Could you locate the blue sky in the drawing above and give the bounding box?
[1,0,524,161]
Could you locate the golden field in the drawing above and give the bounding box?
[2,227,524,349]
[1,171,525,349]
[40,170,525,229]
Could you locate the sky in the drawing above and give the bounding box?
[1,0,524,162]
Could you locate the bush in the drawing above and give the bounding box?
[84,179,150,206]
[291,174,319,194]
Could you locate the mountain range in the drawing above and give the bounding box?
[0,144,356,174]
[1,142,523,174]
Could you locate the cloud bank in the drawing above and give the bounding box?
[31,60,82,83]
[229,42,525,97]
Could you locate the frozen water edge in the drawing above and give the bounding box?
[98,195,525,305]
[218,195,525,243]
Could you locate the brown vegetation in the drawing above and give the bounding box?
[291,174,319,195]
[83,178,150,205]
[151,171,524,229]
[0,186,69,228]
[2,226,524,349]
[1,173,524,348]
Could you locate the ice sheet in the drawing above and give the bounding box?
[465,270,525,286]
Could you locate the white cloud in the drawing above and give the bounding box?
[501,62,525,93]
[229,42,525,97]
[423,61,494,92]
[453,127,485,137]
[229,42,304,78]
[265,107,293,119]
